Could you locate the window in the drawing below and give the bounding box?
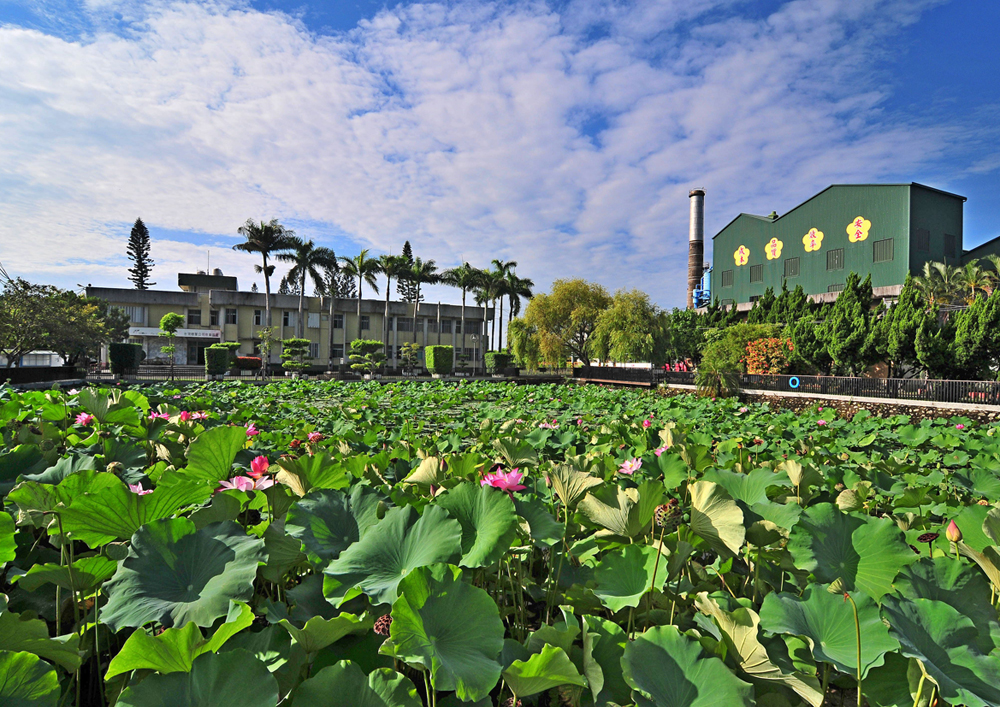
[944,233,959,260]
[225,308,237,325]
[307,312,320,329]
[397,318,413,332]
[749,295,761,303]
[784,257,799,278]
[721,270,734,287]
[254,309,262,326]
[332,344,344,359]
[187,309,201,326]
[721,299,734,306]
[309,342,319,358]
[827,248,844,271]
[209,310,219,326]
[873,238,894,263]
[360,315,370,331]
[464,348,476,360]
[441,320,452,334]
[427,321,438,334]
[828,283,845,293]
[119,305,146,325]
[283,311,297,327]
[749,264,763,283]
[333,314,344,329]
[914,228,930,251]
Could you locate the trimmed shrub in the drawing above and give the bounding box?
[349,339,386,375]
[425,345,454,375]
[205,346,230,376]
[484,351,513,374]
[235,356,262,370]
[281,338,311,374]
[109,343,145,375]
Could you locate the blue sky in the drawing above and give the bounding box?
[0,0,997,308]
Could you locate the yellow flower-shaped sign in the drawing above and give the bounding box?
[803,228,824,253]
[734,245,750,266]
[847,216,871,243]
[765,237,783,260]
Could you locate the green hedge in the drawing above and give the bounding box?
[425,346,453,375]
[484,351,513,374]
[109,343,145,375]
[205,346,231,376]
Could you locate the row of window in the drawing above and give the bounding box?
[182,309,483,334]
[912,229,960,259]
[721,239,895,288]
[296,344,483,360]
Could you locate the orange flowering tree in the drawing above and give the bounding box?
[744,337,794,374]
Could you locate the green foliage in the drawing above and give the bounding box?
[484,351,513,373]
[109,342,145,375]
[280,337,311,373]
[399,342,421,373]
[591,289,666,365]
[349,338,386,375]
[820,272,876,375]
[522,278,611,365]
[424,345,453,375]
[508,318,542,370]
[697,322,781,392]
[126,217,155,290]
[205,346,231,376]
[159,312,183,335]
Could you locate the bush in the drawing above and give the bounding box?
[744,337,794,375]
[109,343,145,375]
[205,346,230,376]
[425,346,453,375]
[235,356,262,370]
[349,339,386,375]
[281,338,311,373]
[484,351,513,374]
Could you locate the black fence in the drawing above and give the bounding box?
[1,365,83,385]
[573,367,695,386]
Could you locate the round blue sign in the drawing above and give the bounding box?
[788,376,800,389]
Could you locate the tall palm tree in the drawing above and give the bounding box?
[979,255,1000,296]
[321,263,341,371]
[506,272,535,328]
[490,260,517,351]
[233,219,296,362]
[442,263,483,371]
[377,254,409,354]
[339,250,381,341]
[914,260,963,307]
[474,286,493,370]
[408,258,440,343]
[957,261,992,305]
[476,269,503,352]
[275,237,337,338]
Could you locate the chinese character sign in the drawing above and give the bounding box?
[765,237,783,260]
[847,216,871,243]
[802,228,824,253]
[734,245,750,266]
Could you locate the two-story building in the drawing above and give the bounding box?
[87,271,492,369]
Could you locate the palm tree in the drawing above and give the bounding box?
[233,219,296,363]
[914,261,963,307]
[957,261,992,305]
[275,237,337,338]
[408,258,440,343]
[979,255,1000,296]
[474,286,493,371]
[321,263,341,371]
[442,263,483,372]
[490,259,517,351]
[476,269,503,353]
[506,272,535,329]
[339,250,381,341]
[377,254,410,355]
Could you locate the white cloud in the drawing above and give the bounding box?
[0,0,986,308]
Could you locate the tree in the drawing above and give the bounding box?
[746,287,776,324]
[275,237,337,338]
[442,263,484,372]
[126,218,155,289]
[506,272,534,338]
[490,259,517,351]
[662,308,704,364]
[377,254,410,349]
[915,308,957,379]
[48,293,129,367]
[233,218,296,361]
[591,289,665,365]
[349,339,386,376]
[397,240,419,303]
[280,338,311,376]
[507,318,542,371]
[407,258,439,343]
[957,261,993,305]
[0,275,57,368]
[953,289,1000,379]
[475,269,504,353]
[867,275,927,378]
[338,250,381,341]
[819,273,875,375]
[522,279,611,368]
[159,312,183,381]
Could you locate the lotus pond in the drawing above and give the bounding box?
[1,380,1000,707]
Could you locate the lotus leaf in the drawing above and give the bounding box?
[291,660,420,707]
[502,643,587,698]
[593,544,668,612]
[182,426,249,482]
[0,601,82,671]
[689,480,745,557]
[0,651,60,707]
[437,482,518,567]
[286,486,383,564]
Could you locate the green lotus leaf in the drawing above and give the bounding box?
[106,600,253,678]
[290,660,420,707]
[182,426,249,482]
[78,388,139,425]
[101,519,266,631]
[759,586,898,679]
[389,564,504,702]
[0,446,45,497]
[59,477,212,548]
[0,512,14,563]
[8,470,121,529]
[278,613,370,653]
[0,651,60,707]
[513,497,562,547]
[689,480,745,558]
[581,615,630,707]
[881,594,1000,707]
[324,505,462,606]
[983,506,1000,545]
[188,492,242,530]
[894,556,997,636]
[787,503,914,600]
[275,453,350,497]
[695,592,823,707]
[286,486,382,564]
[502,643,587,699]
[116,649,278,707]
[437,483,518,567]
[864,653,933,707]
[549,464,603,508]
[578,480,663,539]
[621,625,754,707]
[593,544,668,612]
[0,602,82,671]
[15,555,117,593]
[260,519,308,583]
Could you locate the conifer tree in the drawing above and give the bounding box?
[126,218,155,289]
[396,240,420,303]
[820,273,874,375]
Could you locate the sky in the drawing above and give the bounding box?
[0,0,998,309]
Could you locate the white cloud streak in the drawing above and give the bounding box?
[0,0,985,307]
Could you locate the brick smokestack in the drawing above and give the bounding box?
[687,188,705,309]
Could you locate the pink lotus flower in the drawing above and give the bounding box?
[739,407,748,413]
[75,413,94,426]
[149,412,170,420]
[619,458,642,475]
[179,411,192,422]
[956,424,965,430]
[818,407,824,412]
[249,456,270,479]
[946,519,963,543]
[481,469,527,494]
[217,476,256,492]
[576,418,583,425]
[654,445,668,457]
[245,423,260,436]
[642,419,652,429]
[192,411,209,421]
[817,420,827,426]
[128,482,153,496]
[173,395,182,399]
[253,477,275,490]
[68,389,79,395]
[307,431,324,443]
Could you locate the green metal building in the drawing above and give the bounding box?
[710,183,966,308]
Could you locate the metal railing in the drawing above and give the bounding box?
[87,364,267,382]
[573,366,695,385]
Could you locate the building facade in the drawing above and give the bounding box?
[87,273,491,369]
[710,183,966,308]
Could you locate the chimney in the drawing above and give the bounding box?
[687,188,706,309]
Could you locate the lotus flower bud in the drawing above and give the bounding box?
[945,520,962,543]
